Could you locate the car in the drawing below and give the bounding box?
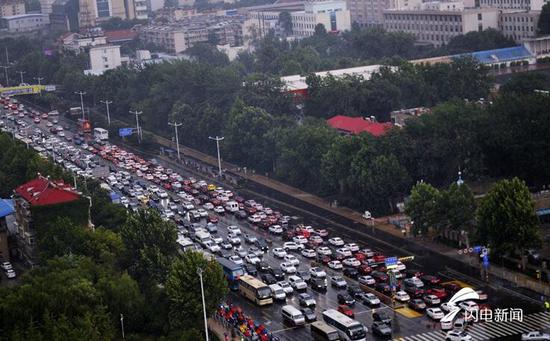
[227,235,241,245]
[283,241,304,251]
[300,308,317,322]
[328,237,345,246]
[284,254,300,266]
[371,271,389,282]
[343,267,359,279]
[269,225,283,234]
[220,240,233,250]
[213,206,225,214]
[206,223,218,233]
[336,247,352,258]
[427,307,445,320]
[445,330,472,341]
[360,293,380,306]
[443,282,461,296]
[204,241,221,253]
[309,235,323,244]
[229,255,243,265]
[260,273,277,285]
[309,267,327,278]
[328,260,343,270]
[301,248,316,258]
[308,277,327,291]
[197,208,208,217]
[293,235,308,244]
[426,287,448,300]
[235,246,248,259]
[372,321,392,337]
[5,268,16,279]
[404,277,424,287]
[281,262,297,273]
[342,258,361,267]
[245,253,261,264]
[395,290,411,302]
[0,262,12,271]
[315,229,329,237]
[227,225,241,235]
[316,246,332,256]
[476,290,488,301]
[337,293,356,306]
[458,301,479,313]
[244,234,257,244]
[343,243,359,252]
[298,293,316,307]
[288,275,307,290]
[421,274,441,285]
[409,298,427,311]
[256,261,271,272]
[277,281,294,294]
[358,275,375,286]
[269,268,285,281]
[272,247,287,258]
[373,311,391,325]
[249,246,264,257]
[337,304,354,318]
[330,276,347,289]
[423,294,441,305]
[521,331,550,341]
[203,202,214,210]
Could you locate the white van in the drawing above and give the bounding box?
[225,200,239,213]
[194,230,212,246]
[269,284,286,301]
[281,305,305,326]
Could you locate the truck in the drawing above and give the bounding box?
[94,127,109,141]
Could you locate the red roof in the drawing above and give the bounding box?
[15,177,80,206]
[327,115,392,137]
[104,29,138,43]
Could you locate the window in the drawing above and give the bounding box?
[478,13,482,20]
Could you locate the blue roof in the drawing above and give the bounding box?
[0,199,14,218]
[536,208,550,216]
[455,46,533,64]
[109,192,120,200]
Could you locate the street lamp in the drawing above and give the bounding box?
[16,70,25,84]
[168,121,182,160]
[33,76,44,86]
[208,136,224,177]
[75,91,86,121]
[130,110,143,142]
[197,267,209,341]
[100,99,112,126]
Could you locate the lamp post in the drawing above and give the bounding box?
[130,110,143,142]
[168,121,182,160]
[100,99,113,126]
[120,314,125,339]
[16,70,25,84]
[0,65,9,86]
[33,76,44,86]
[75,91,86,121]
[208,136,224,177]
[197,267,209,341]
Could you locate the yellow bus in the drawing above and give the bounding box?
[238,275,273,306]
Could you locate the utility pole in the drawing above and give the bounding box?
[33,77,44,86]
[209,136,224,177]
[0,65,9,86]
[75,91,86,120]
[130,110,142,142]
[197,268,209,341]
[120,314,125,339]
[168,121,182,160]
[16,70,25,84]
[100,99,112,126]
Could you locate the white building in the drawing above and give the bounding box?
[40,0,57,14]
[499,10,540,42]
[0,13,50,33]
[478,0,544,11]
[347,0,424,27]
[84,45,122,75]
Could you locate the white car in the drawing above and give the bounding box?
[245,253,261,264]
[269,225,283,234]
[521,331,550,341]
[272,247,287,258]
[214,206,225,214]
[458,301,479,313]
[424,295,441,305]
[328,260,343,270]
[227,225,242,235]
[301,249,316,258]
[248,214,261,223]
[277,281,294,294]
[0,262,12,271]
[204,241,221,253]
[316,246,332,256]
[358,275,375,286]
[440,302,453,313]
[227,235,241,245]
[229,255,244,265]
[396,261,406,271]
[362,293,380,306]
[445,330,472,341]
[283,241,304,251]
[336,247,352,258]
[361,248,374,257]
[330,276,347,288]
[342,258,361,267]
[197,208,208,217]
[284,254,300,266]
[288,275,307,290]
[328,237,345,246]
[212,236,224,244]
[394,290,411,302]
[293,235,308,244]
[427,307,444,320]
[309,267,327,278]
[344,243,359,252]
[280,262,297,273]
[203,202,214,210]
[5,269,16,279]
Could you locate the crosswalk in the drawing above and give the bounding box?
[394,312,550,341]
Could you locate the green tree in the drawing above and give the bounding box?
[476,178,542,264]
[442,183,476,232]
[314,23,327,36]
[538,3,550,35]
[499,72,548,95]
[278,11,293,36]
[166,251,228,331]
[405,182,441,236]
[121,209,178,284]
[321,135,366,194]
[185,43,230,67]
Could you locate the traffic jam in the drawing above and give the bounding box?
[1,96,549,341]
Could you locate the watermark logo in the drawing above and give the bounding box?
[465,308,523,323]
[441,287,480,324]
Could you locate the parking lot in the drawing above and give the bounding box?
[1,98,549,341]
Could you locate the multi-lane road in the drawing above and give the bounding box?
[2,101,549,341]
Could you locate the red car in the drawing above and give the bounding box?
[373,254,386,263]
[355,253,366,262]
[318,256,331,265]
[208,215,219,224]
[442,283,461,295]
[358,264,372,275]
[426,287,447,299]
[337,305,354,318]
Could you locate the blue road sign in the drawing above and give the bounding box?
[119,128,134,137]
[473,246,481,253]
[385,256,398,268]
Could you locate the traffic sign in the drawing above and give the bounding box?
[385,256,398,269]
[119,127,134,137]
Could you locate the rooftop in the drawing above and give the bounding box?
[460,46,534,64]
[15,177,80,206]
[327,115,393,137]
[104,29,138,43]
[0,198,14,218]
[2,13,48,20]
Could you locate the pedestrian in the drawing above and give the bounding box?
[225,332,229,341]
[545,300,550,312]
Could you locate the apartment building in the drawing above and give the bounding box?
[499,10,539,41]
[383,7,499,46]
[0,0,25,17]
[0,13,50,33]
[347,0,424,27]
[478,0,544,10]
[85,44,122,75]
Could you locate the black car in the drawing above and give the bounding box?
[408,298,427,311]
[337,293,356,306]
[309,277,327,291]
[373,311,392,325]
[298,271,311,282]
[255,238,269,252]
[300,308,317,322]
[343,267,359,279]
[236,210,247,219]
[256,261,271,272]
[372,321,392,337]
[260,273,277,285]
[375,282,391,294]
[219,249,232,259]
[244,264,257,276]
[269,268,285,281]
[347,285,363,299]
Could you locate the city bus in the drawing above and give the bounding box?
[310,321,340,341]
[217,257,245,291]
[238,274,273,306]
[322,309,367,341]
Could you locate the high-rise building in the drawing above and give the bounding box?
[50,0,79,31]
[0,0,25,17]
[499,10,539,42]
